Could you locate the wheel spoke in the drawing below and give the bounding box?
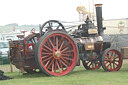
[58,37,64,47]
[92,63,94,68]
[63,50,74,53]
[43,44,52,52]
[86,61,90,65]
[46,40,52,49]
[104,61,109,64]
[43,56,53,62]
[53,36,55,46]
[95,61,100,65]
[105,54,110,58]
[60,59,68,68]
[110,63,112,69]
[113,62,115,69]
[41,55,51,59]
[111,51,114,57]
[106,62,111,68]
[63,56,73,61]
[42,47,50,52]
[113,52,116,58]
[56,25,60,29]
[48,38,54,48]
[54,60,57,72]
[56,60,61,72]
[48,22,52,27]
[47,59,55,69]
[52,63,54,72]
[93,63,96,68]
[88,62,92,68]
[114,57,118,60]
[56,37,59,49]
[60,57,69,66]
[58,59,63,71]
[41,52,52,55]
[61,46,70,52]
[61,42,70,50]
[114,60,119,62]
[61,54,72,56]
[114,62,118,66]
[94,63,97,67]
[59,41,64,50]
[45,60,50,67]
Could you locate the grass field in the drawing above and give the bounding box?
[1,61,128,85]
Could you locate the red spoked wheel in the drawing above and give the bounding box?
[101,48,122,71]
[82,52,101,70]
[35,31,78,76]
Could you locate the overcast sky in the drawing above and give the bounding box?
[0,0,127,26]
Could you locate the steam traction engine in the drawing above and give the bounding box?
[9,4,122,76]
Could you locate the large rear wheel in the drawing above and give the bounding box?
[35,31,78,76]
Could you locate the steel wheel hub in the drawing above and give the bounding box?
[55,51,61,58]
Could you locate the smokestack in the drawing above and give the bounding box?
[95,4,103,36]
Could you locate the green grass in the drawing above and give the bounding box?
[1,64,128,85]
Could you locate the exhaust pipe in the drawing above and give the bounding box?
[95,4,103,36]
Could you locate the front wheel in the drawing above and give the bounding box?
[101,48,122,71]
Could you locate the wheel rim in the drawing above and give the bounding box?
[39,33,77,76]
[103,49,122,71]
[83,52,101,70]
